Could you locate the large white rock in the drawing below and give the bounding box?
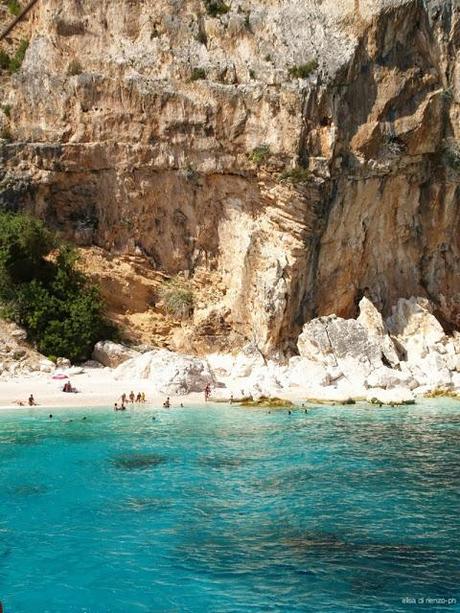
[407,353,452,389]
[357,297,400,367]
[286,356,334,388]
[366,366,418,390]
[297,315,383,383]
[92,341,139,368]
[230,344,266,378]
[386,297,445,361]
[366,387,415,405]
[114,349,214,395]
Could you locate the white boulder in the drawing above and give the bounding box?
[357,297,400,367]
[115,349,214,395]
[298,315,383,383]
[366,387,415,405]
[386,297,445,361]
[366,366,418,390]
[92,341,139,368]
[407,353,452,389]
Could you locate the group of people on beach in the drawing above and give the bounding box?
[114,391,146,411]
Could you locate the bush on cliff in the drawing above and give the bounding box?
[158,277,194,320]
[7,0,21,17]
[0,212,111,362]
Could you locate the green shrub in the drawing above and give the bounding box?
[191,67,206,81]
[204,0,229,17]
[288,60,318,79]
[0,213,112,362]
[8,39,28,73]
[67,59,82,76]
[196,29,207,45]
[244,12,251,30]
[248,144,270,164]
[7,0,21,16]
[159,280,194,319]
[279,166,310,184]
[0,49,10,71]
[1,104,11,118]
[0,126,12,141]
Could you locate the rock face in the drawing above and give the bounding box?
[92,341,139,368]
[297,314,383,382]
[0,0,458,355]
[114,349,214,395]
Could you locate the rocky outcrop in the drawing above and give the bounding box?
[114,348,214,395]
[357,297,400,367]
[0,0,458,355]
[297,314,383,383]
[0,320,55,379]
[92,340,139,368]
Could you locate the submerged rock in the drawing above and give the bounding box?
[112,453,167,470]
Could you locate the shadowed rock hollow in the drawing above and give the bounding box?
[0,0,458,356]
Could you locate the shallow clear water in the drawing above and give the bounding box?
[0,401,458,612]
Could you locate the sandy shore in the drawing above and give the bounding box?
[0,369,210,410]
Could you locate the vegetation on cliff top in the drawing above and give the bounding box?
[0,212,112,362]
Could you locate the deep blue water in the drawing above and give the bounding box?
[0,401,458,612]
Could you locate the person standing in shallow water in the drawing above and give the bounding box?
[204,384,211,402]
[129,391,135,404]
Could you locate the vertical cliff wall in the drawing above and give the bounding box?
[0,0,458,354]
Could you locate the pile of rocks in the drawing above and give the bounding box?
[0,321,55,380]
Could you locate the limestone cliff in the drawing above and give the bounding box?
[0,0,458,356]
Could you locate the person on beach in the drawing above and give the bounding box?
[141,392,146,403]
[136,392,142,403]
[204,384,211,402]
[121,393,127,405]
[28,394,37,406]
[163,397,171,408]
[129,391,135,404]
[114,402,119,411]
[230,394,234,404]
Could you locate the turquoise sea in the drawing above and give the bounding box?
[0,401,458,612]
